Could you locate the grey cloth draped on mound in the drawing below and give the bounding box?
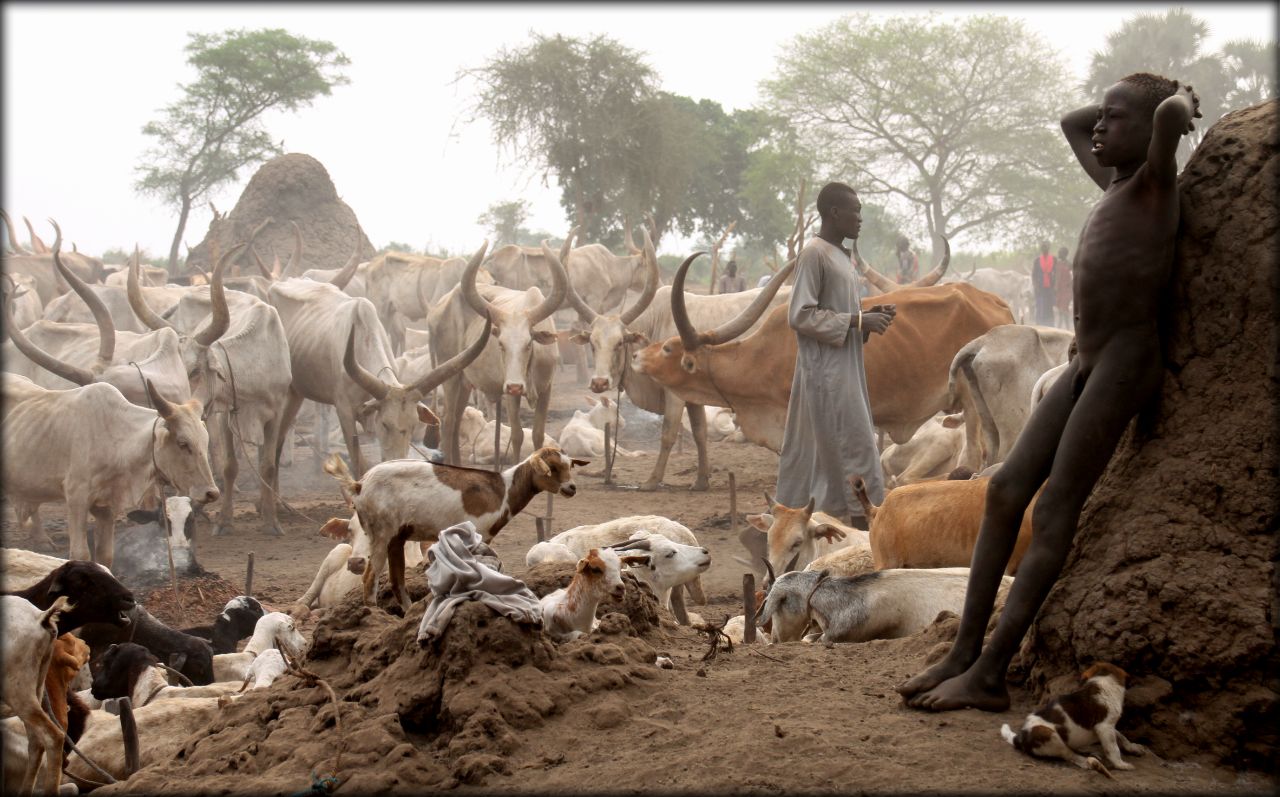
[417,521,542,643]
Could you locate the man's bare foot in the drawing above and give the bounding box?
[905,668,1010,712]
[896,655,971,698]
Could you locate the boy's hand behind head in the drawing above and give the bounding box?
[1180,83,1202,132]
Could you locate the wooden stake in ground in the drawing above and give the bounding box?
[743,573,757,644]
[729,471,738,540]
[603,422,615,485]
[535,493,554,542]
[245,551,255,597]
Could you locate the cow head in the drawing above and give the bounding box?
[633,252,795,397]
[527,446,588,498]
[344,300,492,461]
[145,377,220,507]
[124,495,196,553]
[564,227,660,394]
[745,493,848,576]
[462,240,566,397]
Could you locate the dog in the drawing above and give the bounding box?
[999,662,1148,778]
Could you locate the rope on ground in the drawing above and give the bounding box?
[282,650,345,792]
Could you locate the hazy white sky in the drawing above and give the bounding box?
[3,2,1274,260]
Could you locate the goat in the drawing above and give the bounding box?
[180,596,265,654]
[607,532,711,619]
[325,446,585,611]
[1,595,73,796]
[557,395,642,459]
[85,643,244,708]
[291,514,425,616]
[852,476,1035,575]
[538,548,627,642]
[524,541,579,567]
[3,560,135,633]
[544,515,709,606]
[457,405,560,466]
[211,612,306,682]
[78,604,214,685]
[758,567,1013,644]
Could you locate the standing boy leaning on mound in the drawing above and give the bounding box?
[896,73,1201,712]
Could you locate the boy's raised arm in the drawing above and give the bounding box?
[1148,84,1201,184]
[1061,104,1114,191]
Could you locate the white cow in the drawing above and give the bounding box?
[880,412,966,488]
[456,405,560,467]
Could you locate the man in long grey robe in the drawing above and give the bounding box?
[775,182,895,524]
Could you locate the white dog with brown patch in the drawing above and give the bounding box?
[1000,662,1148,778]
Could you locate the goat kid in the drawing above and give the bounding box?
[539,548,628,642]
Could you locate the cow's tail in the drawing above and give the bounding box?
[849,476,878,523]
[949,343,999,470]
[322,453,362,501]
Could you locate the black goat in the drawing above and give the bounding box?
[79,605,214,686]
[3,560,135,633]
[180,596,264,654]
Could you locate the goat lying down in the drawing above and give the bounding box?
[539,548,628,642]
[291,514,426,615]
[758,567,1014,644]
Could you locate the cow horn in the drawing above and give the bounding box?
[50,221,115,369]
[128,245,178,332]
[669,251,709,352]
[146,377,176,421]
[270,249,283,281]
[697,256,797,346]
[803,496,816,516]
[619,226,660,326]
[250,245,273,280]
[2,274,96,386]
[342,325,390,401]
[329,225,362,290]
[24,216,50,254]
[910,235,950,287]
[409,316,492,396]
[460,240,496,322]
[558,226,577,265]
[622,217,641,255]
[529,241,569,324]
[763,491,776,509]
[1,209,30,254]
[849,241,897,294]
[285,221,303,278]
[193,242,242,346]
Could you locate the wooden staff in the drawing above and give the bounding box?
[743,573,757,644]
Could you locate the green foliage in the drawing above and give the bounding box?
[476,200,534,247]
[737,113,819,250]
[461,33,657,242]
[135,28,350,267]
[762,13,1084,259]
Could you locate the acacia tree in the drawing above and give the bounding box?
[461,34,658,243]
[476,199,534,247]
[763,13,1086,259]
[136,28,349,269]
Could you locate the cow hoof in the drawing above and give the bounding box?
[211,524,233,537]
[264,524,285,538]
[689,480,710,492]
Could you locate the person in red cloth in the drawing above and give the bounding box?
[1031,240,1057,326]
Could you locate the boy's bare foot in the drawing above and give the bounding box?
[896,654,971,698]
[905,667,1011,712]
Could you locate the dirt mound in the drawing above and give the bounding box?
[1026,100,1279,770]
[188,153,375,274]
[101,576,664,794]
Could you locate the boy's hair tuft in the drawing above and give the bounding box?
[1117,72,1181,118]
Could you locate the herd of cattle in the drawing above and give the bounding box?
[1,209,1076,794]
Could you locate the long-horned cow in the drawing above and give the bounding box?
[632,247,1014,451]
[2,373,219,567]
[565,230,795,490]
[428,241,566,466]
[483,228,647,315]
[127,245,295,537]
[268,250,493,479]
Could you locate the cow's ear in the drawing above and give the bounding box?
[127,509,158,524]
[570,330,590,345]
[416,403,439,425]
[746,513,772,532]
[319,518,350,540]
[941,413,964,428]
[812,523,847,543]
[357,399,378,421]
[624,331,648,345]
[570,458,590,468]
[531,329,558,345]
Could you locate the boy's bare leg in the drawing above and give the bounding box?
[907,332,1163,711]
[897,359,1076,699]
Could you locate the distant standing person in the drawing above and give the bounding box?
[716,260,746,294]
[895,236,919,284]
[1054,246,1074,329]
[775,182,895,527]
[1031,241,1057,325]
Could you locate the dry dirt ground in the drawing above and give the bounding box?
[3,365,1272,795]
